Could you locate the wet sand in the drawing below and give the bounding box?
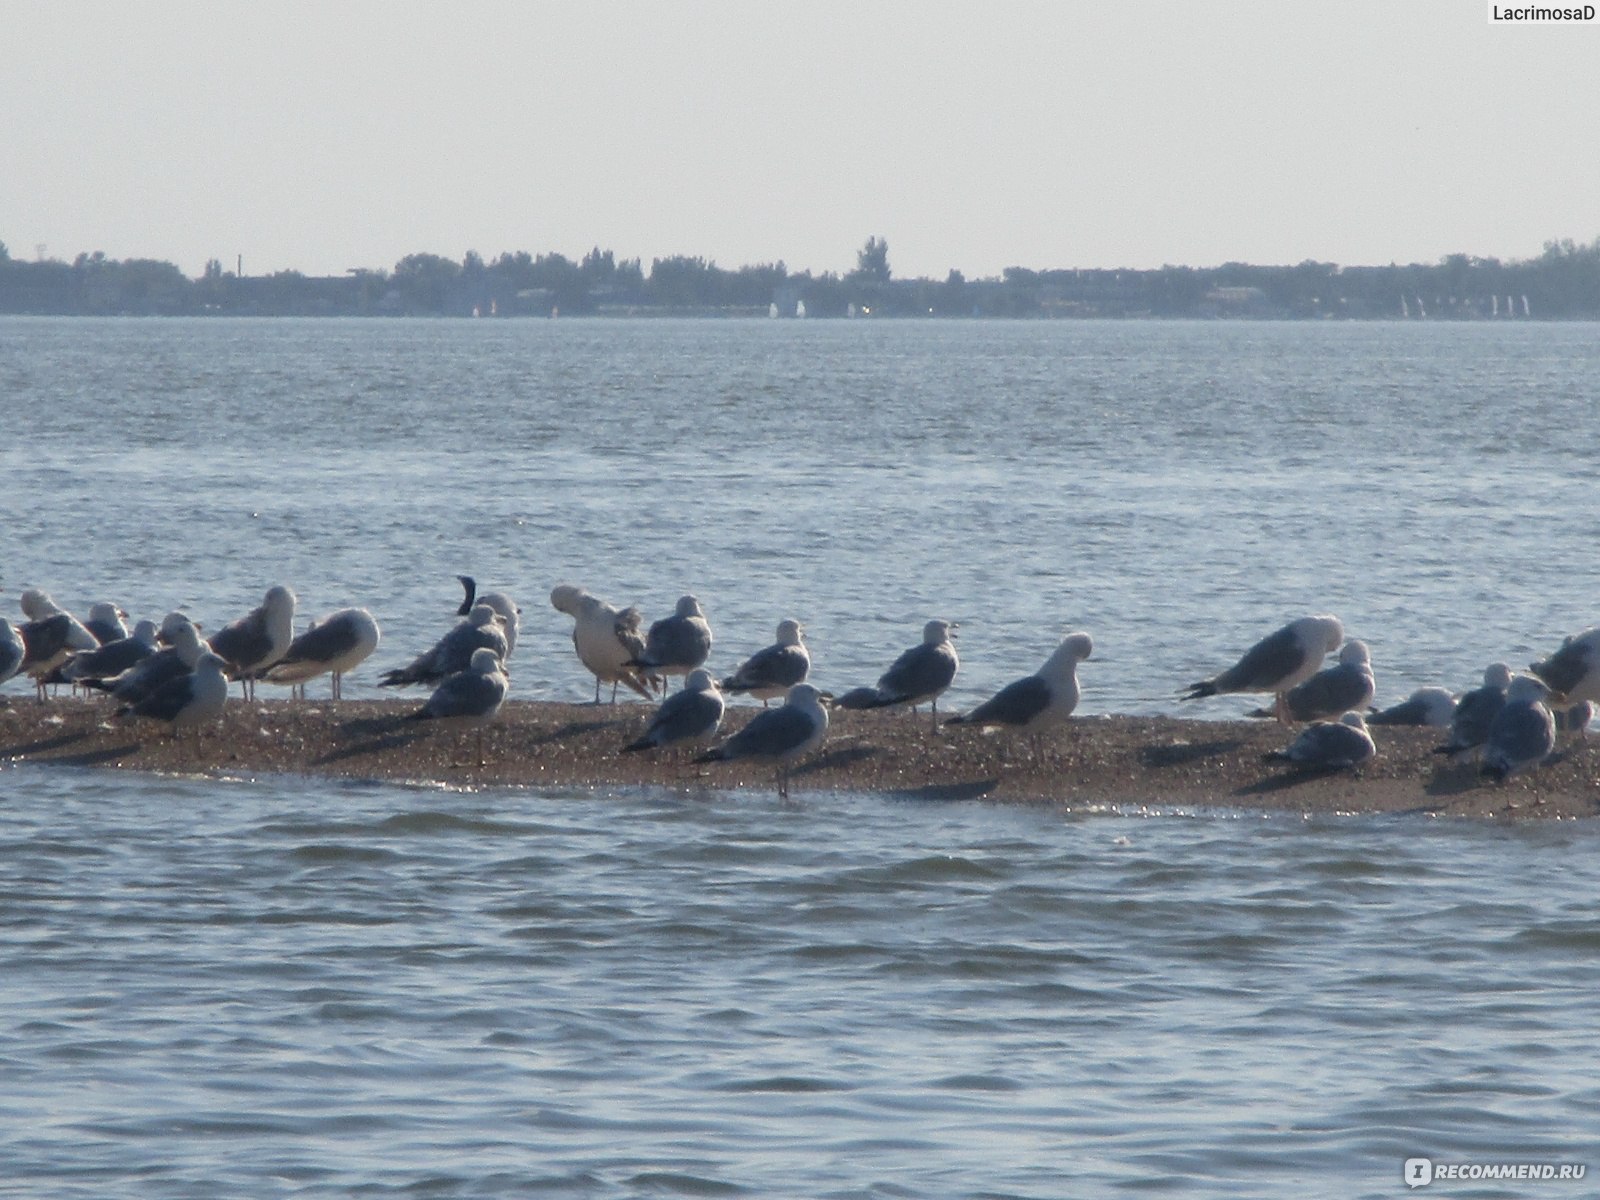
[1,695,1596,818]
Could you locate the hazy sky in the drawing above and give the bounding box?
[5,1,1597,280]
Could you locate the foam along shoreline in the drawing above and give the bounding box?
[1,697,1596,819]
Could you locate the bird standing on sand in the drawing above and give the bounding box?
[1247,639,1374,724]
[208,585,297,700]
[629,595,713,692]
[1265,711,1376,772]
[622,668,725,754]
[1529,625,1600,727]
[946,631,1093,762]
[380,604,508,689]
[1480,674,1556,784]
[721,619,810,706]
[1433,662,1513,762]
[1181,614,1344,724]
[695,682,829,799]
[0,618,25,689]
[118,651,230,739]
[263,607,381,700]
[835,619,959,730]
[47,619,159,688]
[406,647,508,766]
[549,584,656,703]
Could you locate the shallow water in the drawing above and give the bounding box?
[1,766,1597,1198]
[3,316,1599,1195]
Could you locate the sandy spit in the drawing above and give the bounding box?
[1,696,1596,819]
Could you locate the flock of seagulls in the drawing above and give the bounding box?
[3,583,1597,796]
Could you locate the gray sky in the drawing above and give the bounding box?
[6,1,1597,280]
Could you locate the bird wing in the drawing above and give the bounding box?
[959,675,1052,728]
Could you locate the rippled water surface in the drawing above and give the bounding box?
[3,317,1600,1195]
[2,767,1598,1198]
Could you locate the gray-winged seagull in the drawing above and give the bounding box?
[629,594,713,691]
[118,651,230,738]
[1181,614,1344,723]
[1368,686,1457,727]
[405,646,508,765]
[836,619,959,730]
[263,607,381,699]
[946,631,1093,761]
[695,682,829,798]
[1480,674,1556,784]
[1265,711,1376,772]
[721,619,810,706]
[0,618,24,689]
[1432,662,1513,762]
[623,668,725,754]
[208,585,297,700]
[1247,639,1374,724]
[380,604,509,688]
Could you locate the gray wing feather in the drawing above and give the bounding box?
[958,675,1051,727]
[877,643,958,703]
[716,705,816,760]
[1215,625,1308,693]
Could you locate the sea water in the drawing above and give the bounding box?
[2,316,1598,1196]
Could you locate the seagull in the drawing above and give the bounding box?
[380,604,509,688]
[88,617,207,706]
[721,619,810,706]
[1181,614,1344,723]
[1265,711,1376,772]
[629,594,713,691]
[1368,686,1457,727]
[405,647,508,765]
[19,614,79,701]
[1555,700,1594,736]
[622,668,725,754]
[1529,625,1600,725]
[1432,662,1513,762]
[0,618,25,689]
[117,651,230,738]
[835,619,959,730]
[84,602,130,646]
[946,631,1093,761]
[207,585,297,699]
[263,608,381,699]
[46,619,159,688]
[549,584,655,703]
[1247,639,1374,724]
[1480,674,1556,784]
[19,589,99,653]
[695,682,829,798]
[456,576,520,656]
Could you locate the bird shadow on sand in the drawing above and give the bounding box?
[891,779,1002,803]
[1233,766,1358,796]
[520,719,618,748]
[313,733,424,766]
[795,744,880,778]
[1139,739,1247,769]
[2,731,94,758]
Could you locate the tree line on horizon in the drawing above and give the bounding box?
[2,234,1598,319]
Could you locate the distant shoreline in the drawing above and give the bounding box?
[2,698,1594,819]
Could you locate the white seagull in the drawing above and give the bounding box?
[946,631,1093,760]
[695,682,830,798]
[1480,674,1556,784]
[629,594,713,691]
[721,619,810,706]
[405,647,509,765]
[1265,711,1376,772]
[208,585,297,699]
[622,668,725,754]
[1247,639,1374,724]
[549,584,655,703]
[263,607,381,699]
[835,619,959,730]
[1181,614,1344,723]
